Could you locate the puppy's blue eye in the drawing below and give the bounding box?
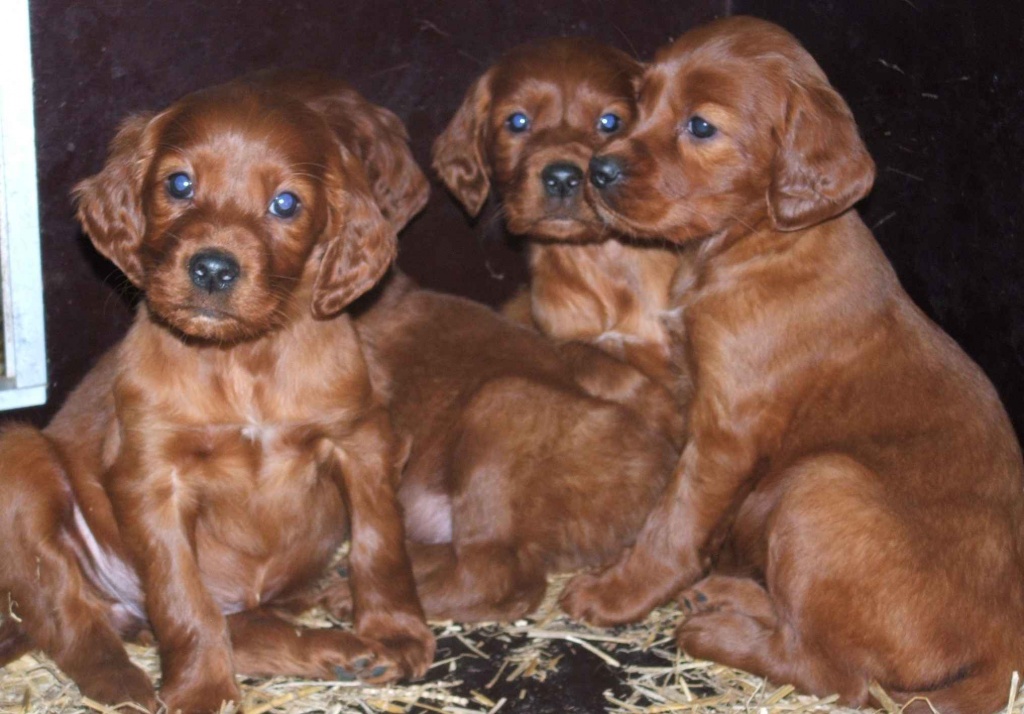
[686,116,717,139]
[167,172,194,199]
[506,112,531,133]
[268,191,299,218]
[597,113,622,133]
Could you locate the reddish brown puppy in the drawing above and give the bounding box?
[0,73,433,713]
[350,271,679,622]
[433,38,692,403]
[560,17,1024,714]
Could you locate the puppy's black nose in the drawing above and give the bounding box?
[541,162,584,198]
[189,250,240,293]
[589,155,623,189]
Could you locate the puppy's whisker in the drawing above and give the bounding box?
[610,24,641,62]
[480,203,510,245]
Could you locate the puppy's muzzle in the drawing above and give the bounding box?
[589,155,623,189]
[189,249,241,294]
[541,162,584,199]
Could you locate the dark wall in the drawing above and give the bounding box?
[734,0,1024,433]
[17,0,723,425]
[14,0,1024,441]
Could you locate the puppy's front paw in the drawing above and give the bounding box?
[360,616,436,682]
[162,677,240,714]
[678,575,776,622]
[78,660,157,711]
[377,626,437,681]
[559,569,650,627]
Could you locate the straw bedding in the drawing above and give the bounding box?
[2,572,1020,714]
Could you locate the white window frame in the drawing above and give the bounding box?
[0,0,47,410]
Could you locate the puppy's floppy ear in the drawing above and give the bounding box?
[73,112,163,286]
[356,103,430,231]
[310,93,429,232]
[432,69,493,217]
[312,145,398,319]
[768,80,876,231]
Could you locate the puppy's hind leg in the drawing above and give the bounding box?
[674,457,885,705]
[406,541,547,622]
[228,608,415,685]
[674,575,830,697]
[678,453,1018,712]
[0,425,155,709]
[312,540,546,624]
[407,377,596,623]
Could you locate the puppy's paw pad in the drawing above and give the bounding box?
[679,586,712,615]
[332,665,359,682]
[327,648,398,683]
[356,657,400,685]
[680,575,775,622]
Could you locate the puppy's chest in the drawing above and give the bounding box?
[155,373,342,494]
[163,411,329,495]
[122,327,363,500]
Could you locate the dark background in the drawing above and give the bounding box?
[13,0,1024,444]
